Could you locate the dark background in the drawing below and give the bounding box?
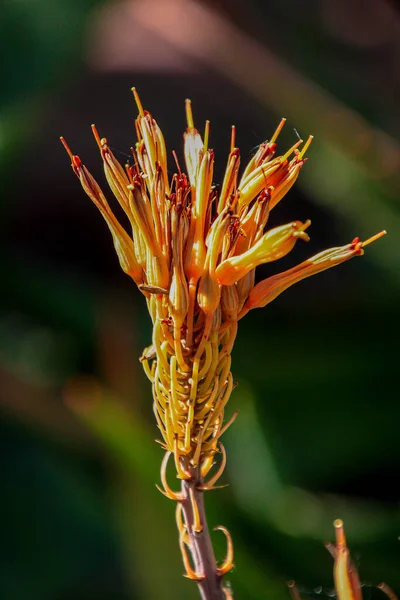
[1,0,399,598]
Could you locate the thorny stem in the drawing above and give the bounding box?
[181,471,227,600]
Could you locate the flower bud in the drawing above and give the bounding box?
[221,285,239,322]
[66,151,143,285]
[216,221,311,286]
[184,128,204,187]
[197,271,221,316]
[245,240,365,311]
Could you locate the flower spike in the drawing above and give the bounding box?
[63,91,386,599]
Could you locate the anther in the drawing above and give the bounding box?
[131,87,145,117]
[270,117,286,144]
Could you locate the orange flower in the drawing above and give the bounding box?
[62,89,387,594]
[61,89,385,474]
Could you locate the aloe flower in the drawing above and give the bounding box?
[61,90,385,600]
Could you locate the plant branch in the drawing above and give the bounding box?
[180,471,231,600]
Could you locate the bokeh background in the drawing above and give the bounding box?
[1,0,400,598]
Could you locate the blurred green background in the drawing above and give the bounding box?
[1,0,399,599]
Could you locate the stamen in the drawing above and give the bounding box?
[270,117,286,144]
[130,146,140,174]
[60,136,73,160]
[298,135,314,158]
[230,125,236,154]
[185,98,195,129]
[131,87,145,117]
[361,230,387,248]
[281,139,303,162]
[125,163,134,185]
[172,150,182,176]
[204,120,210,152]
[91,124,102,150]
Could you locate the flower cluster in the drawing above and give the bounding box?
[62,89,386,593]
[61,89,384,485]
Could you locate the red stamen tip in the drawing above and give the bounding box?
[91,124,102,150]
[60,136,73,160]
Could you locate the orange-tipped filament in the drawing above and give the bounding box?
[60,136,73,160]
[281,139,303,162]
[185,98,195,130]
[230,125,236,154]
[270,117,286,144]
[204,120,210,152]
[362,230,387,248]
[91,124,102,150]
[333,518,346,548]
[132,87,145,117]
[172,150,182,176]
[298,135,314,159]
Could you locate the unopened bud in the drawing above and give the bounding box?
[198,271,221,316]
[221,285,239,321]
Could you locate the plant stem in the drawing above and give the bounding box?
[181,474,226,600]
